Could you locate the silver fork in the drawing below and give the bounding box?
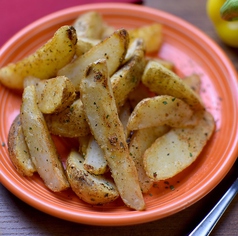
[189,177,238,236]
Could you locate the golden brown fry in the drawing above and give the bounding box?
[80,59,145,210]
[0,26,77,90]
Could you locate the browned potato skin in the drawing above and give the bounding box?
[8,114,36,176]
[66,150,119,205]
[44,98,90,138]
[35,76,76,114]
[0,26,77,90]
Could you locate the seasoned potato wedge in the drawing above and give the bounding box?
[21,85,69,192]
[58,29,129,91]
[129,125,170,193]
[142,60,204,110]
[44,98,90,138]
[127,95,197,131]
[129,23,163,53]
[111,38,146,108]
[83,137,108,175]
[183,74,201,95]
[66,150,119,205]
[79,59,145,210]
[8,114,36,176]
[0,26,77,90]
[73,11,104,39]
[143,110,215,181]
[34,76,76,114]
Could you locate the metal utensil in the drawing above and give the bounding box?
[189,177,238,236]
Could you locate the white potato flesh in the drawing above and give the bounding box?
[127,95,196,131]
[0,26,77,90]
[83,137,108,175]
[143,111,215,181]
[66,150,119,205]
[142,60,204,110]
[79,59,145,211]
[58,29,129,91]
[8,114,36,176]
[20,85,69,192]
[129,125,170,193]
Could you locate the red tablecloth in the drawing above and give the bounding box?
[1,0,142,47]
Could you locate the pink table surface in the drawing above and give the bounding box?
[0,0,142,47]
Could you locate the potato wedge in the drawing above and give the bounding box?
[83,137,108,175]
[8,114,36,176]
[58,29,129,91]
[66,150,119,205]
[73,11,104,39]
[34,76,76,114]
[129,125,170,193]
[21,85,69,192]
[0,26,77,90]
[111,38,146,108]
[142,60,204,110]
[183,74,201,95]
[143,110,215,181]
[44,98,90,138]
[127,95,197,131]
[79,59,145,210]
[129,23,163,53]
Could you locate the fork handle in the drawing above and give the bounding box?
[189,178,238,236]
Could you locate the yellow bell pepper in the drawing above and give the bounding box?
[207,0,238,47]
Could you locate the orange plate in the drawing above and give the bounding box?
[0,3,238,226]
